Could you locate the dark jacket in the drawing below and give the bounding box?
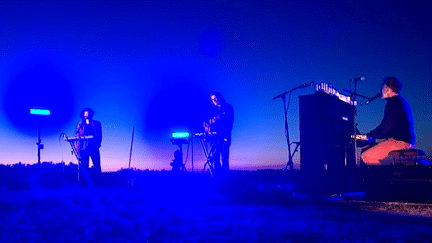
[209,103,234,140]
[367,95,415,144]
[76,119,102,150]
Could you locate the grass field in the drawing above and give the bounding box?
[1,170,432,243]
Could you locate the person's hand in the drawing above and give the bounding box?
[203,122,210,132]
[355,134,368,140]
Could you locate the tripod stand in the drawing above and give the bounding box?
[273,82,314,170]
[289,142,301,170]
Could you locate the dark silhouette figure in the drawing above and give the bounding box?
[76,108,102,183]
[203,92,234,171]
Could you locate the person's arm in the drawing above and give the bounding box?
[75,121,83,135]
[95,121,102,146]
[203,121,211,133]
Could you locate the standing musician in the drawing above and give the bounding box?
[203,92,234,171]
[356,77,415,165]
[76,108,103,177]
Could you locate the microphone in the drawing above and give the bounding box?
[300,81,314,88]
[350,76,365,82]
[365,93,381,104]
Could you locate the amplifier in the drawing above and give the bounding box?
[364,165,432,203]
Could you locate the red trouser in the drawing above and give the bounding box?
[361,138,412,165]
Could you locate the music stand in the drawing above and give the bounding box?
[63,134,94,188]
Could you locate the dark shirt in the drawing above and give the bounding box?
[76,119,102,150]
[210,103,234,140]
[367,95,415,144]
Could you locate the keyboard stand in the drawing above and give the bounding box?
[197,135,218,177]
[64,135,94,188]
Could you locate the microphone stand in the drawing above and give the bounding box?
[342,89,370,101]
[343,88,369,147]
[128,127,135,169]
[273,83,310,170]
[344,80,369,189]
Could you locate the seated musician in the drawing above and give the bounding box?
[356,77,415,165]
[203,92,234,171]
[76,108,103,176]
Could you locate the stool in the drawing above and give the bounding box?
[388,148,429,166]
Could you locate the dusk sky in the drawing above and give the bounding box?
[1,0,431,171]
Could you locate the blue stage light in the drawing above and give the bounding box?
[172,132,189,139]
[30,108,51,116]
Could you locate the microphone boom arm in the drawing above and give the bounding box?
[273,81,314,100]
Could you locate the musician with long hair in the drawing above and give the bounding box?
[76,108,103,177]
[204,92,234,171]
